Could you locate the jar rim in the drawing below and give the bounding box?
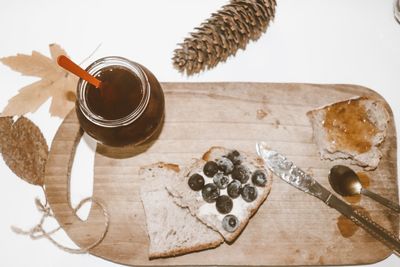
[77,56,151,128]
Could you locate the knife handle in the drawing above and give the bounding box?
[351,209,400,255]
[328,194,400,255]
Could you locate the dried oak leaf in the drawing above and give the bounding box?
[1,116,48,186]
[0,43,78,118]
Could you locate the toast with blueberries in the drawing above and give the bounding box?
[140,163,224,259]
[167,147,273,243]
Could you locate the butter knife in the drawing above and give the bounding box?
[256,142,400,255]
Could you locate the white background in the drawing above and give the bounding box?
[0,0,399,266]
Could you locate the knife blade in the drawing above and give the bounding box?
[256,142,400,255]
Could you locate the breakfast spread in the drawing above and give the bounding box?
[2,66,396,266]
[307,97,389,170]
[137,95,393,259]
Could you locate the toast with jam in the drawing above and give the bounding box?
[307,97,389,170]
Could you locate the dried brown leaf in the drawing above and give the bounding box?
[0,51,58,79]
[49,43,67,61]
[0,44,78,118]
[1,116,48,186]
[1,81,52,116]
[48,75,77,118]
[0,116,13,153]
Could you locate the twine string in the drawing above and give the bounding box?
[11,196,109,254]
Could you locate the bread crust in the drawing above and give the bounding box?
[149,238,222,259]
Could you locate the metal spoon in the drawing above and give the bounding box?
[329,165,400,213]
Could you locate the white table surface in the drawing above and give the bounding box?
[0,0,399,266]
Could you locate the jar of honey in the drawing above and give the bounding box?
[76,56,165,147]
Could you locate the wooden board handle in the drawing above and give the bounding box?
[44,110,107,249]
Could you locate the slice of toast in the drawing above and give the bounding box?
[140,163,223,259]
[307,97,389,170]
[167,147,272,243]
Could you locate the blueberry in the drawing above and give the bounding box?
[215,157,234,174]
[241,184,258,202]
[213,172,230,189]
[227,150,241,165]
[222,214,239,233]
[188,173,205,191]
[251,170,267,187]
[203,161,219,177]
[231,165,250,184]
[202,183,220,203]
[227,180,242,198]
[216,195,233,214]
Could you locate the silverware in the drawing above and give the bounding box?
[256,142,400,255]
[395,0,400,23]
[329,165,400,213]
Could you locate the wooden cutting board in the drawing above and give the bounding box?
[44,82,398,266]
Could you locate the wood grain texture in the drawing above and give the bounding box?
[44,82,398,266]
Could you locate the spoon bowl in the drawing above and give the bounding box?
[329,165,400,213]
[329,165,362,196]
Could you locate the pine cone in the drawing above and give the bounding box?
[172,0,276,75]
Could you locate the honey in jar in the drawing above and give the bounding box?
[76,56,164,147]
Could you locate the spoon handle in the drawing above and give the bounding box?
[57,55,102,88]
[361,188,400,213]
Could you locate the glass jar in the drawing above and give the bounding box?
[76,56,165,147]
